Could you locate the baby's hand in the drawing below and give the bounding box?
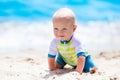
[54,69,62,74]
[70,71,81,76]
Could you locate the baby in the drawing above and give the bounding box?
[48,8,97,74]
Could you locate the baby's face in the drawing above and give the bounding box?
[53,18,76,41]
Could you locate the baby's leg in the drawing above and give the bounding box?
[55,53,66,74]
[83,55,97,73]
[55,53,66,69]
[55,62,64,69]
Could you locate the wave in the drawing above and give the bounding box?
[0,20,120,53]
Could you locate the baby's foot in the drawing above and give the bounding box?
[63,65,73,70]
[90,67,97,74]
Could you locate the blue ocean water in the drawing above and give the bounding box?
[0,0,120,22]
[0,0,120,53]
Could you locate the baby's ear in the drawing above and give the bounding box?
[73,25,77,32]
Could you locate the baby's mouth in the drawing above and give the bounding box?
[60,36,64,37]
[58,36,65,39]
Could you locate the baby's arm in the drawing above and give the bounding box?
[75,56,85,74]
[48,57,56,71]
[48,57,62,74]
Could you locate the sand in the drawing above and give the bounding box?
[0,50,120,80]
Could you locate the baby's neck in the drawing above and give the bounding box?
[60,36,73,44]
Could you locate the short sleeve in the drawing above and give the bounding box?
[72,36,87,57]
[72,37,84,53]
[48,38,58,58]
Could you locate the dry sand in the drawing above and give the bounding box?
[0,50,120,80]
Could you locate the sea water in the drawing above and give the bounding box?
[0,0,120,53]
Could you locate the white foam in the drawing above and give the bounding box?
[0,20,120,53]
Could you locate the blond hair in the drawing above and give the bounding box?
[52,8,76,25]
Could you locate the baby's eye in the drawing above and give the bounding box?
[62,28,67,30]
[54,28,58,31]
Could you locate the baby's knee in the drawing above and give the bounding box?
[55,62,64,69]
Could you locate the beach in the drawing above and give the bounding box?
[0,50,119,80]
[0,0,120,79]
